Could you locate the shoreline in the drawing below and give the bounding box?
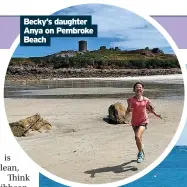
[43,74,183,81]
[5,74,183,82]
[5,68,182,81]
[4,74,184,99]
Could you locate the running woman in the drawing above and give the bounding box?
[126,82,162,163]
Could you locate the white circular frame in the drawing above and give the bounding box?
[3,2,187,187]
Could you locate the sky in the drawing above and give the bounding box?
[177,120,187,145]
[13,4,174,57]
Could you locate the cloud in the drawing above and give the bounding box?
[55,4,172,51]
[110,27,170,49]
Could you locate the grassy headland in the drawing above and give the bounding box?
[6,47,181,80]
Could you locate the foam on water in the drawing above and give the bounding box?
[48,74,183,84]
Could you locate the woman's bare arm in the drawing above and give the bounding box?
[147,104,162,119]
[126,99,132,115]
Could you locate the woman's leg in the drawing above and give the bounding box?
[134,126,146,152]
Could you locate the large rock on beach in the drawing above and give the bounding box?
[108,102,129,124]
[9,113,52,137]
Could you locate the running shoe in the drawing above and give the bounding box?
[137,151,144,163]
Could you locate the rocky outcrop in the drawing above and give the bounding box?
[151,48,164,54]
[6,68,182,81]
[9,114,52,137]
[7,46,180,80]
[108,102,129,124]
[141,50,155,57]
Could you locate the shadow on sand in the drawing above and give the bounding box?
[103,116,118,125]
[84,160,138,178]
[103,117,112,124]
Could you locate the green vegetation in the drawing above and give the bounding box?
[10,48,180,69]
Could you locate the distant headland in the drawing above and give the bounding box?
[6,40,181,80]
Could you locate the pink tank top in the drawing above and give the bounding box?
[127,96,150,126]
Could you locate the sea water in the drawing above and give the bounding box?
[39,146,187,187]
[4,74,184,100]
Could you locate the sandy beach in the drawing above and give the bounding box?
[4,96,183,184]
